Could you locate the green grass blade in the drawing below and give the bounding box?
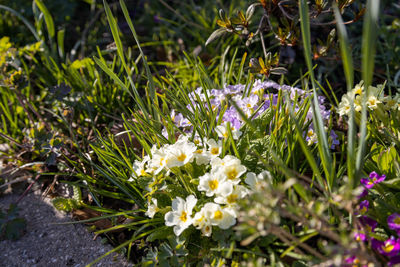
[34,0,55,38]
[0,5,40,41]
[356,0,380,181]
[119,0,159,123]
[299,0,333,191]
[103,0,127,71]
[333,5,356,188]
[57,29,65,60]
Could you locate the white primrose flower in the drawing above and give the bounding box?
[202,202,236,229]
[367,95,381,110]
[193,148,212,165]
[383,94,400,110]
[165,195,197,236]
[352,81,364,96]
[366,85,383,110]
[198,171,233,197]
[148,145,169,174]
[210,155,239,168]
[193,207,213,237]
[165,140,197,168]
[145,198,159,218]
[131,160,147,177]
[207,138,222,158]
[337,92,353,116]
[216,123,242,140]
[211,155,246,184]
[245,171,271,191]
[214,184,248,208]
[354,95,362,112]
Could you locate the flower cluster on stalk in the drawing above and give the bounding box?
[129,135,272,237]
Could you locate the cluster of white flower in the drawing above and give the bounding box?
[337,81,400,116]
[130,135,271,237]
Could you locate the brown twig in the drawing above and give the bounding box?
[15,174,41,204]
[271,225,327,260]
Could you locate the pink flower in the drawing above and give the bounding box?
[360,216,378,233]
[372,236,400,257]
[388,213,400,232]
[360,171,386,189]
[358,200,369,214]
[354,232,367,242]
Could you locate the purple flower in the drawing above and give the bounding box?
[153,15,161,23]
[388,213,400,231]
[172,79,336,145]
[359,216,378,233]
[358,200,369,214]
[344,255,362,266]
[354,232,367,242]
[330,130,340,149]
[372,236,400,257]
[389,255,400,266]
[358,188,369,199]
[360,171,386,189]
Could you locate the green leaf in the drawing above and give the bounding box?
[34,0,55,38]
[205,28,226,46]
[333,4,356,189]
[356,0,380,181]
[293,183,311,203]
[146,226,172,242]
[52,197,80,212]
[119,0,159,124]
[57,29,65,59]
[299,0,333,192]
[0,204,26,240]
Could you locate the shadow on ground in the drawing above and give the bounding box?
[0,191,132,267]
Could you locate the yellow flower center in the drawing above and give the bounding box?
[227,194,238,204]
[368,98,377,106]
[382,243,394,253]
[307,130,314,137]
[360,207,367,213]
[140,169,146,176]
[177,153,187,162]
[195,149,203,154]
[211,147,219,155]
[226,168,238,180]
[180,211,187,222]
[208,179,219,190]
[214,210,223,220]
[394,217,400,224]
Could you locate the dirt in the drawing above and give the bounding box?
[0,190,133,267]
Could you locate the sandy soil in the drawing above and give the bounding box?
[0,191,132,267]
